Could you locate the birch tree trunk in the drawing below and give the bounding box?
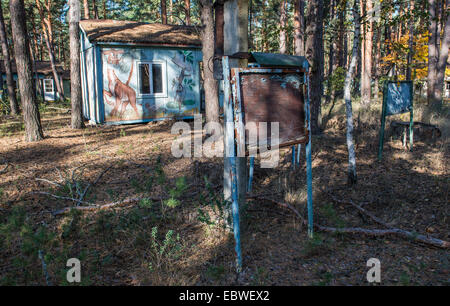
[10,0,44,142]
[344,0,360,186]
[0,1,19,115]
[360,0,372,105]
[200,0,219,123]
[294,0,305,56]
[69,0,84,129]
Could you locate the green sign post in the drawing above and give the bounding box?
[378,81,414,161]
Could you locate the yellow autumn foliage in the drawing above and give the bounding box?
[381,32,429,81]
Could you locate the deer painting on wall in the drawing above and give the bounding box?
[103,49,139,120]
[170,51,194,112]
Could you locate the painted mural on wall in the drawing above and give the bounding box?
[102,47,200,123]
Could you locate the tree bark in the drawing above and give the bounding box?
[185,0,191,25]
[360,0,372,105]
[406,0,414,81]
[0,1,19,115]
[427,0,438,104]
[200,0,219,124]
[214,0,224,56]
[305,0,324,134]
[69,0,84,129]
[434,1,450,106]
[279,0,287,54]
[92,0,99,19]
[294,0,305,56]
[83,0,90,19]
[10,0,44,142]
[161,0,167,24]
[344,0,360,186]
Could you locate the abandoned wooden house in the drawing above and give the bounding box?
[0,61,70,102]
[79,19,203,125]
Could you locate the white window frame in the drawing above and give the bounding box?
[43,79,54,94]
[137,60,167,98]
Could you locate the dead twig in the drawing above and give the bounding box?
[35,178,63,188]
[79,165,113,203]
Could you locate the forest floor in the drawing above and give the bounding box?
[0,98,448,286]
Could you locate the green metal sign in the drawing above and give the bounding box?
[378,81,414,160]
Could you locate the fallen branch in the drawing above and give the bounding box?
[33,191,92,205]
[51,196,161,216]
[314,225,450,249]
[255,197,450,249]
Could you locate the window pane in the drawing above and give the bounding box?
[140,64,151,94]
[44,79,53,93]
[152,64,163,94]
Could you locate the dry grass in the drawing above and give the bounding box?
[0,100,448,286]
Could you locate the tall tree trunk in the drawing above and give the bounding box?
[279,0,287,54]
[214,0,224,56]
[374,25,381,98]
[0,1,19,115]
[92,0,99,19]
[306,0,324,134]
[406,0,414,81]
[336,0,346,68]
[69,0,84,129]
[10,0,43,142]
[103,0,106,19]
[344,0,360,186]
[327,0,335,103]
[294,0,305,56]
[168,0,173,23]
[200,0,219,123]
[185,0,191,25]
[161,0,167,24]
[360,0,372,105]
[428,0,439,104]
[434,1,450,106]
[83,0,90,19]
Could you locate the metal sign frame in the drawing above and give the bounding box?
[222,56,313,271]
[378,80,414,160]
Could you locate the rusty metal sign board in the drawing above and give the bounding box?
[240,71,306,148]
[232,68,307,151]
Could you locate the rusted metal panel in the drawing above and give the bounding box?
[238,71,307,149]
